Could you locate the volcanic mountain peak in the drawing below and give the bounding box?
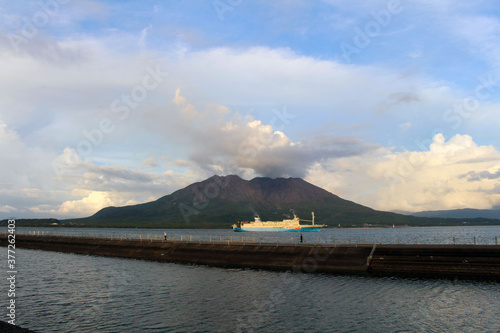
[61,174,500,228]
[168,174,338,205]
[84,174,459,228]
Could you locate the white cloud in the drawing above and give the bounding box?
[1,1,500,219]
[306,133,500,212]
[172,46,421,109]
[33,190,138,217]
[172,87,186,106]
[0,205,16,213]
[161,90,378,178]
[0,121,55,190]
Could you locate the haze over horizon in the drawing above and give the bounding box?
[1,0,500,219]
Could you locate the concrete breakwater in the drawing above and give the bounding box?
[2,235,500,281]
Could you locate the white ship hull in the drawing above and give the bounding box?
[232,213,325,232]
[233,225,324,232]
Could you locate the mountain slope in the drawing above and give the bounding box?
[61,175,500,228]
[82,175,375,227]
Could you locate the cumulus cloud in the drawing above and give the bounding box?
[53,148,201,194]
[32,191,138,217]
[164,90,379,178]
[306,133,500,212]
[25,156,206,218]
[1,4,500,220]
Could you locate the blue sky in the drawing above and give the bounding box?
[1,0,500,218]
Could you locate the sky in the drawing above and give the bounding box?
[1,0,500,219]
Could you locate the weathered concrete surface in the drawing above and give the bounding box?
[369,244,500,280]
[2,235,500,281]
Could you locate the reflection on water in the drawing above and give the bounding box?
[6,243,500,332]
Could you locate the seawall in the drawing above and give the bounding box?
[2,235,500,281]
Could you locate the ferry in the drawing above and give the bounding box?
[232,212,325,232]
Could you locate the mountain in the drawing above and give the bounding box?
[57,175,500,228]
[412,208,500,219]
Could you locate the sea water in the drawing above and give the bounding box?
[4,226,500,332]
[15,225,500,245]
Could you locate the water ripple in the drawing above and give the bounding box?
[5,247,500,332]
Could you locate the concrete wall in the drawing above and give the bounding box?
[2,235,500,281]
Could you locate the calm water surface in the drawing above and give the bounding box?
[4,227,500,332]
[16,225,500,245]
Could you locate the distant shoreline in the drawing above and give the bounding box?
[5,224,500,230]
